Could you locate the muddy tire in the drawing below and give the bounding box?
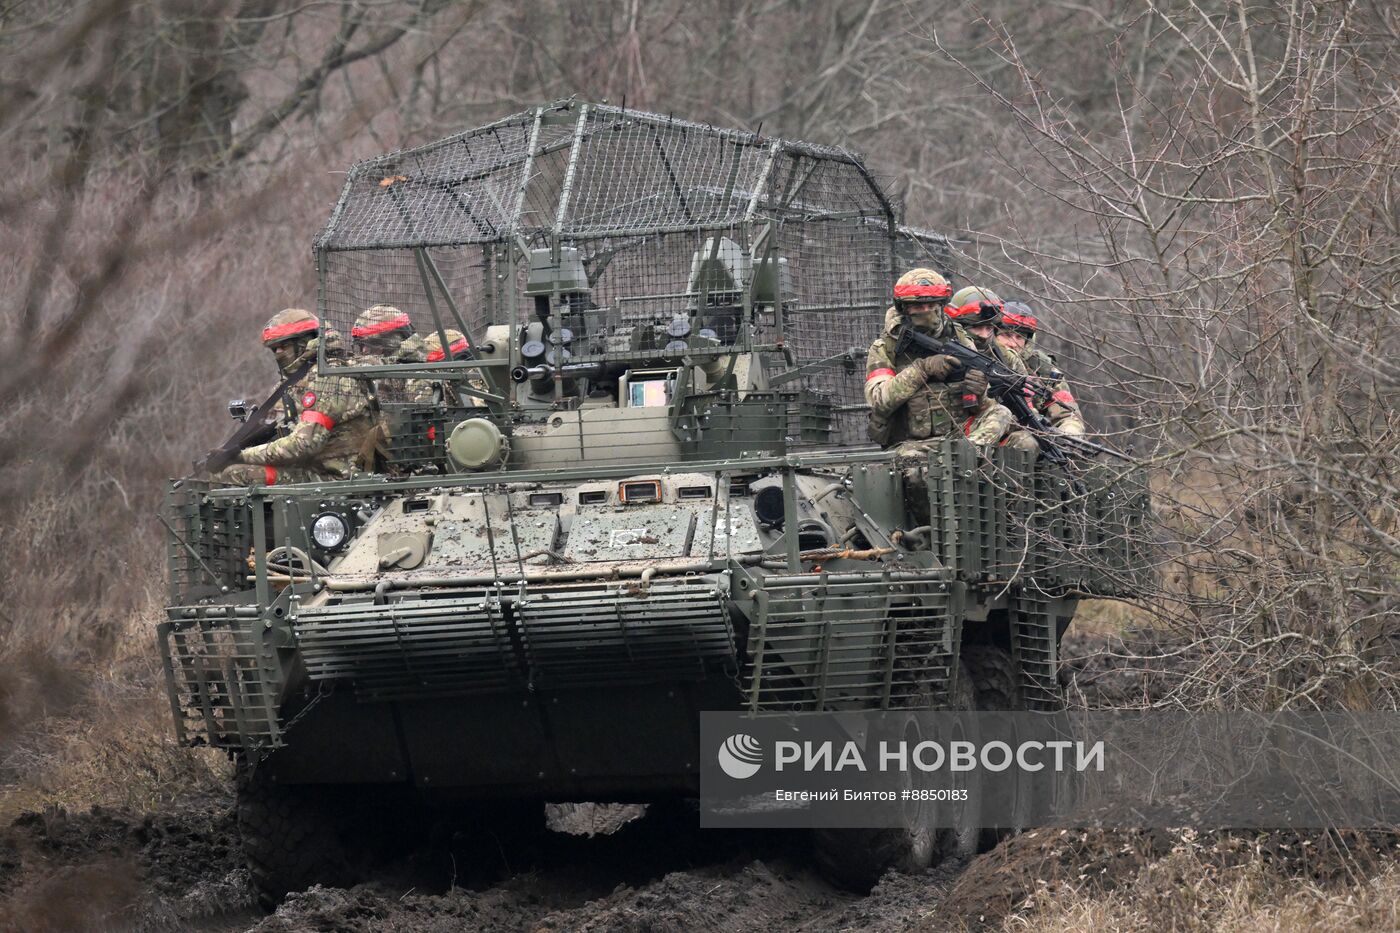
[960,644,1025,712]
[960,644,1043,850]
[811,663,981,892]
[236,767,353,911]
[812,821,934,893]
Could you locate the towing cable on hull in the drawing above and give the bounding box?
[257,546,902,594]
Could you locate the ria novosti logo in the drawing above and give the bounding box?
[717,734,764,779]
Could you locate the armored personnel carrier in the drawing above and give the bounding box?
[159,100,1150,905]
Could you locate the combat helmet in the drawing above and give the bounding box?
[260,308,319,347]
[352,305,415,356]
[947,286,1003,327]
[1000,301,1038,346]
[424,329,471,362]
[313,325,349,360]
[893,268,952,310]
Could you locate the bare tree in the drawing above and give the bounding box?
[926,0,1400,709]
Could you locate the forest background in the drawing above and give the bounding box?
[0,1,1396,928]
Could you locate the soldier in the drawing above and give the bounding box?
[947,285,1010,361]
[408,329,488,405]
[997,301,1086,436]
[216,309,381,485]
[254,307,321,427]
[351,305,418,403]
[866,269,1021,450]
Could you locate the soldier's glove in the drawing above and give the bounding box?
[960,368,989,409]
[915,354,959,382]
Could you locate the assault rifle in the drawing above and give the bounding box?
[893,326,1133,465]
[194,358,315,475]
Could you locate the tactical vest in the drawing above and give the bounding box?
[871,322,978,445]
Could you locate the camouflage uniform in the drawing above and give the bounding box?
[944,286,1039,453]
[396,333,427,364]
[867,270,1026,525]
[999,302,1086,436]
[866,305,1017,449]
[352,305,419,404]
[217,310,380,485]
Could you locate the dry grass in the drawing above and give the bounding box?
[1003,849,1400,932]
[0,621,229,823]
[1069,599,1157,638]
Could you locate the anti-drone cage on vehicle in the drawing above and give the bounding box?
[312,99,941,438]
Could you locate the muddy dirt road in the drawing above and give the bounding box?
[0,794,979,932]
[0,632,1154,932]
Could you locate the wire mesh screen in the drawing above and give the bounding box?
[317,111,538,250]
[314,100,904,441]
[319,246,491,366]
[562,110,774,235]
[895,224,956,281]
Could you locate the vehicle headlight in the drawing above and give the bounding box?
[311,512,349,550]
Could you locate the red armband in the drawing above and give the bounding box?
[866,368,896,381]
[264,466,278,485]
[300,410,336,430]
[1052,390,1076,406]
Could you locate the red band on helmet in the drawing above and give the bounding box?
[351,314,413,338]
[426,338,470,362]
[947,301,1001,319]
[866,368,896,382]
[261,318,319,344]
[894,283,952,300]
[1052,389,1076,406]
[301,410,336,430]
[264,466,278,485]
[1002,311,1038,330]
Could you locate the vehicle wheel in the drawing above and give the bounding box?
[960,644,1043,850]
[811,662,981,892]
[812,821,934,894]
[236,765,354,911]
[960,644,1025,712]
[934,660,982,861]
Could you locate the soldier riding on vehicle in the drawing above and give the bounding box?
[409,328,488,405]
[351,304,420,403]
[160,101,1151,910]
[866,270,1032,452]
[215,308,381,485]
[996,300,1086,436]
